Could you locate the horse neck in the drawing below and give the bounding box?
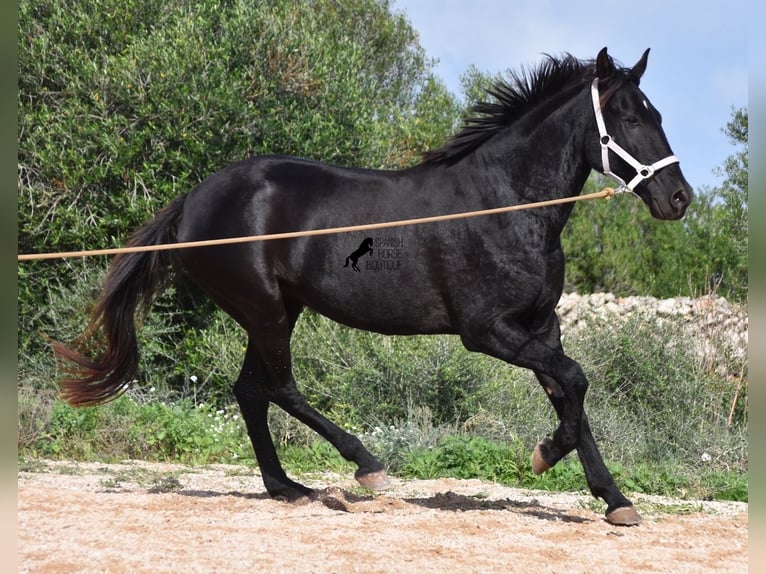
[471,86,594,207]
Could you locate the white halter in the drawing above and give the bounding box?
[591,79,679,194]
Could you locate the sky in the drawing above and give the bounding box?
[392,0,749,193]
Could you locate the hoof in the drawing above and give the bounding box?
[606,505,642,526]
[531,441,552,475]
[355,469,391,490]
[266,480,314,503]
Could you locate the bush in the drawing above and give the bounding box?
[564,314,747,473]
[561,174,747,302]
[19,294,747,502]
[400,435,529,483]
[19,391,251,465]
[291,312,499,428]
[18,0,459,366]
[398,436,747,501]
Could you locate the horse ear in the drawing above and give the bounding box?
[596,47,615,80]
[630,48,650,80]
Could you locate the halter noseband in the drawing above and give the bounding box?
[591,79,679,194]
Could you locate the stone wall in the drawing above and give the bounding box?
[555,293,748,370]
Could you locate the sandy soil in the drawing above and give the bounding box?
[18,460,748,573]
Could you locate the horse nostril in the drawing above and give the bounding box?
[672,190,689,206]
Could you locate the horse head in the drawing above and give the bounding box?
[588,47,693,220]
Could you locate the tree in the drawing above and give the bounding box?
[712,107,748,298]
[17,0,460,354]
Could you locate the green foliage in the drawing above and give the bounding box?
[399,437,747,501]
[400,435,529,483]
[291,312,498,427]
[712,107,748,298]
[18,0,459,360]
[279,439,355,476]
[18,303,747,500]
[562,176,686,296]
[719,107,748,212]
[565,314,747,471]
[19,392,252,464]
[19,0,455,248]
[560,169,748,301]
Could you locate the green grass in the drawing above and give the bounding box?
[18,393,253,465]
[397,435,747,502]
[19,425,746,502]
[279,439,356,476]
[16,391,747,502]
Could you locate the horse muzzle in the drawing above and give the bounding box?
[645,181,694,220]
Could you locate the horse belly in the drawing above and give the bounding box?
[288,260,453,336]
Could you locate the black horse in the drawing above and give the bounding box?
[55,48,692,526]
[344,237,374,271]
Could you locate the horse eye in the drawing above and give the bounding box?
[624,115,640,127]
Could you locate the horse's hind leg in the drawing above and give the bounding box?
[244,306,389,493]
[269,376,389,490]
[234,341,312,500]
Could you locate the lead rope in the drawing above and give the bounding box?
[17,187,617,262]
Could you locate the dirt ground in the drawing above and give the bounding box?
[18,460,748,573]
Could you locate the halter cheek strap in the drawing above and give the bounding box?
[591,79,679,193]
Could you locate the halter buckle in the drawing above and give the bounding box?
[639,165,653,178]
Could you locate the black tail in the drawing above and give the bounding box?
[53,195,187,406]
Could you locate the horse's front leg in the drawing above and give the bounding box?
[463,316,586,463]
[531,314,640,525]
[461,315,640,525]
[535,370,640,525]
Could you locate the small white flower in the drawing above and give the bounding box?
[701,452,712,462]
[190,375,198,383]
[149,386,155,393]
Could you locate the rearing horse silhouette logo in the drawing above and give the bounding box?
[343,237,373,272]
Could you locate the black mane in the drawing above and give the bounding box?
[422,54,598,164]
